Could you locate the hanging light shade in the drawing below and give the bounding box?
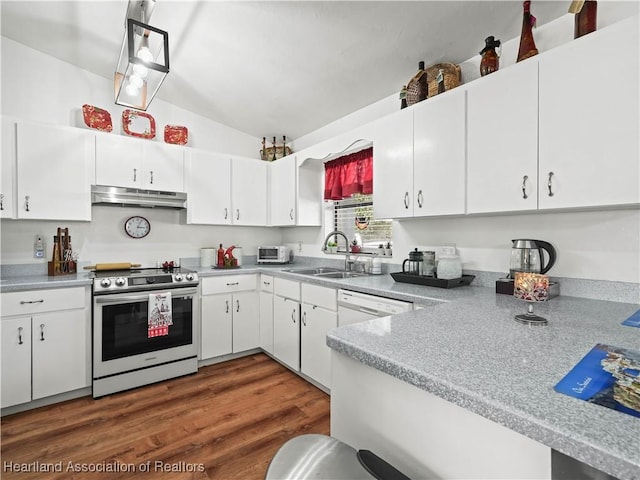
[114,18,169,110]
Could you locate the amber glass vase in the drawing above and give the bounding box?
[517,1,538,62]
[575,1,597,38]
[480,36,501,76]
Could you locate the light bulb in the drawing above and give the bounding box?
[129,74,143,89]
[133,63,148,78]
[137,47,153,62]
[125,83,139,96]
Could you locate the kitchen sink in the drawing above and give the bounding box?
[283,267,343,275]
[314,271,367,279]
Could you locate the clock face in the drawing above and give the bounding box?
[124,216,151,239]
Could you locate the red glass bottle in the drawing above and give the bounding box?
[217,244,225,267]
[480,36,501,76]
[516,1,538,63]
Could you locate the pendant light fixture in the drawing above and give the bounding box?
[114,0,169,110]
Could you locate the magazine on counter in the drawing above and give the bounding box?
[554,344,640,419]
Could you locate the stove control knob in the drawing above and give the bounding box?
[100,278,112,288]
[185,273,195,282]
[174,274,184,282]
[115,277,126,287]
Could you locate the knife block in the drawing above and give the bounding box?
[48,260,77,276]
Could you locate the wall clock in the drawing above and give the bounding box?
[124,216,151,239]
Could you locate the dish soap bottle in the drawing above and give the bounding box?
[480,36,501,76]
[516,1,538,63]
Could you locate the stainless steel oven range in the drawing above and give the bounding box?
[92,267,200,398]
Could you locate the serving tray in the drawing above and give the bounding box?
[391,272,475,289]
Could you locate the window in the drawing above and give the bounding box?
[328,194,392,250]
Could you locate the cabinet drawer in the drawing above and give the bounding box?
[260,275,274,293]
[1,287,85,317]
[302,283,337,311]
[201,275,257,295]
[274,277,300,301]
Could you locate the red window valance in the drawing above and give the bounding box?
[323,147,373,201]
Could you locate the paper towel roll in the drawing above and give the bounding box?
[200,248,215,267]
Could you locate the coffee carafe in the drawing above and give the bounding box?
[509,239,557,278]
[402,248,424,276]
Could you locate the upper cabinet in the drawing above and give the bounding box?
[538,17,639,210]
[269,154,297,226]
[467,59,539,214]
[186,150,232,225]
[95,133,184,193]
[231,156,268,226]
[16,121,93,221]
[1,117,16,219]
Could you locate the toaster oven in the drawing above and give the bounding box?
[257,246,290,264]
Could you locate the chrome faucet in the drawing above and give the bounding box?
[321,230,349,253]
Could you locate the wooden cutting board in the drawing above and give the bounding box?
[84,262,141,271]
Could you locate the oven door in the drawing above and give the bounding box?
[93,286,199,379]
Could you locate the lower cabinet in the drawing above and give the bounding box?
[301,284,337,389]
[1,287,89,409]
[273,278,301,371]
[200,275,259,360]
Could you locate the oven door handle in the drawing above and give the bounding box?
[94,288,199,304]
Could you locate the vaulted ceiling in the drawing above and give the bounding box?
[1,1,572,140]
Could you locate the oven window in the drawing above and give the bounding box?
[101,295,193,361]
[261,248,278,258]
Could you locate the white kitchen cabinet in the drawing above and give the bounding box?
[1,317,31,407]
[412,88,466,216]
[269,154,297,226]
[467,58,539,214]
[1,286,89,408]
[95,133,184,192]
[273,278,300,371]
[1,117,16,219]
[259,275,274,354]
[16,121,93,221]
[538,17,639,210]
[186,150,232,225]
[231,156,267,226]
[300,284,337,389]
[200,275,259,359]
[372,107,414,219]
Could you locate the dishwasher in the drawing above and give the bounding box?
[337,289,412,326]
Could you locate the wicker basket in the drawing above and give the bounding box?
[406,62,462,106]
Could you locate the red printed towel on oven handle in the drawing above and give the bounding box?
[148,292,173,338]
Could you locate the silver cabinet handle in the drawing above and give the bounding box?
[225,300,229,313]
[302,311,307,326]
[263,281,271,286]
[150,170,154,184]
[289,208,294,220]
[226,282,239,286]
[18,326,23,345]
[224,207,228,220]
[20,299,44,305]
[522,175,529,199]
[547,172,555,197]
[24,195,30,212]
[133,168,137,182]
[236,209,240,221]
[1,193,4,211]
[403,192,409,209]
[291,308,296,323]
[40,324,45,341]
[417,190,424,208]
[236,299,240,313]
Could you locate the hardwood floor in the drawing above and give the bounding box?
[1,353,330,479]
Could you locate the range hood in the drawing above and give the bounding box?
[91,185,187,209]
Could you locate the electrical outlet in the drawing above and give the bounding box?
[298,241,303,252]
[34,235,45,258]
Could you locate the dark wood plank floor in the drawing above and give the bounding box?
[1,353,330,480]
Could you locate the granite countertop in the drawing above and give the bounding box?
[327,289,640,480]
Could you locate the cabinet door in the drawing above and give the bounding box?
[232,291,259,353]
[467,59,539,214]
[1,117,16,219]
[301,303,337,389]
[413,89,466,216]
[259,291,274,354]
[270,155,297,226]
[142,142,185,192]
[32,309,88,400]
[231,156,268,225]
[539,18,639,209]
[273,296,300,371]
[372,108,414,219]
[186,150,232,225]
[16,122,93,221]
[95,133,143,188]
[1,317,31,408]
[201,294,233,359]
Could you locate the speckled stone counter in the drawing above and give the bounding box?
[327,290,640,480]
[0,273,92,292]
